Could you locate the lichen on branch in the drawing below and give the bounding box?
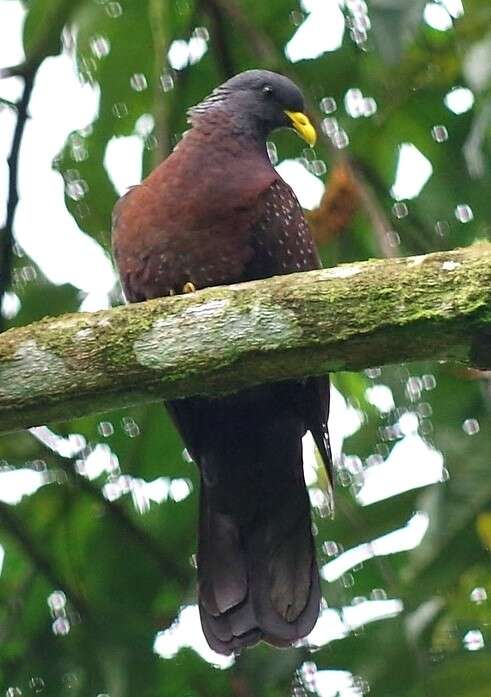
[0,244,490,434]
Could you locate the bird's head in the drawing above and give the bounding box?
[188,69,317,147]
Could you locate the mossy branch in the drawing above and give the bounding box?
[1,245,490,434]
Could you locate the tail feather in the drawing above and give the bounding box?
[262,561,320,648]
[200,603,263,654]
[197,462,320,655]
[166,382,330,655]
[198,490,247,615]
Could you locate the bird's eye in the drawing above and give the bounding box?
[262,85,273,97]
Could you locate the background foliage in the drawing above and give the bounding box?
[1,0,491,695]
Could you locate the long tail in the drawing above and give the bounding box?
[197,451,320,654]
[167,382,327,655]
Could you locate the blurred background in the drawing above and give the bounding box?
[1,0,491,695]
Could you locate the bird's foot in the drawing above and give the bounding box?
[183,282,196,293]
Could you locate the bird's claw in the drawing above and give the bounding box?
[183,282,196,293]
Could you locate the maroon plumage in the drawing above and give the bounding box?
[112,70,333,654]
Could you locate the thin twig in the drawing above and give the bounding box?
[348,162,400,258]
[201,0,236,80]
[334,496,399,594]
[0,567,37,645]
[354,157,436,253]
[464,99,491,179]
[53,454,190,584]
[0,500,88,618]
[0,96,18,111]
[149,0,171,166]
[0,62,37,80]
[207,0,277,65]
[0,68,36,331]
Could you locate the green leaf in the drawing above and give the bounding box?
[23,0,86,64]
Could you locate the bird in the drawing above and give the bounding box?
[112,69,333,655]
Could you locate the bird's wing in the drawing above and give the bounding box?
[246,176,334,493]
[113,170,333,490]
[111,139,277,302]
[243,177,321,280]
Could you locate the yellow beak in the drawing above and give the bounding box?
[284,110,317,146]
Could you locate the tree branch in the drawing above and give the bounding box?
[0,245,490,434]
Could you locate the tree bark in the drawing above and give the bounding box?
[1,244,490,434]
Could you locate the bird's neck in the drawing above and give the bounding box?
[188,108,271,161]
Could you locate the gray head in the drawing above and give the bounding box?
[189,69,316,145]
